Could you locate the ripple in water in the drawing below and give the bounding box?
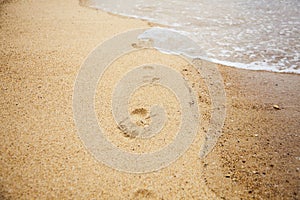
[81,0,300,73]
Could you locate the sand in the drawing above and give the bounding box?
[0,0,299,199]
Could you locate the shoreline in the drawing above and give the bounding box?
[1,0,299,199]
[79,0,165,29]
[79,0,300,75]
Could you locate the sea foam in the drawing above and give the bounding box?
[82,0,300,74]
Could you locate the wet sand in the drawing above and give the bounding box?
[0,0,299,199]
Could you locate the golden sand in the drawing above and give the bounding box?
[1,0,299,199]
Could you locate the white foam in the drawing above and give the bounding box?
[86,0,300,74]
[138,27,205,58]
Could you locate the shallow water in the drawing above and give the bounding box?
[81,0,300,73]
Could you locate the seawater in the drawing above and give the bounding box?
[81,0,300,74]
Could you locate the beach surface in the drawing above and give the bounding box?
[1,0,299,199]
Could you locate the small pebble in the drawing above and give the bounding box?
[273,105,280,110]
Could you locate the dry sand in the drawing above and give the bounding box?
[1,0,299,199]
